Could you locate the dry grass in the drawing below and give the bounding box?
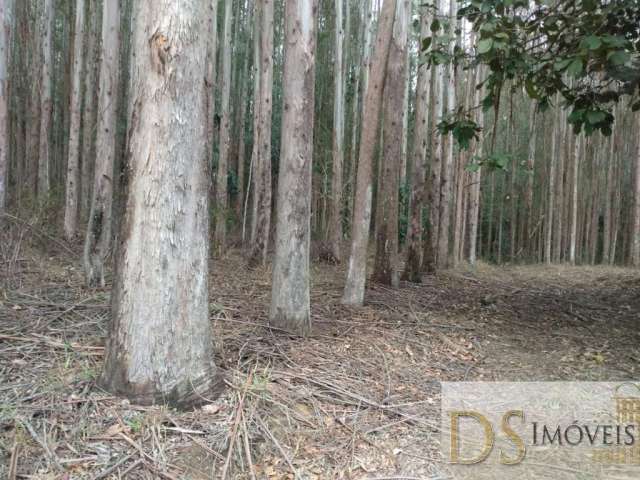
[1,219,639,479]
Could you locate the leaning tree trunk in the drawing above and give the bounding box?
[402,4,430,282]
[0,0,14,214]
[37,0,54,200]
[373,0,409,287]
[100,0,223,408]
[270,0,318,335]
[248,0,274,267]
[327,0,346,263]
[342,0,397,306]
[83,0,120,287]
[63,0,85,239]
[213,0,233,254]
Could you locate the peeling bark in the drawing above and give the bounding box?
[100,0,222,408]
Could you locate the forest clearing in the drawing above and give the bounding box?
[1,0,640,478]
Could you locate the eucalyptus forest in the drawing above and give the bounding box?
[1,0,639,478]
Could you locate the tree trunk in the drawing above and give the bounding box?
[0,0,14,214]
[372,0,408,287]
[569,132,581,264]
[63,0,85,239]
[80,0,98,223]
[37,0,54,199]
[545,102,559,264]
[468,69,484,265]
[436,0,456,269]
[270,0,318,334]
[327,0,346,263]
[100,0,222,408]
[632,116,640,266]
[342,0,397,306]
[248,0,274,267]
[602,132,615,264]
[204,0,218,209]
[402,4,430,282]
[214,0,234,253]
[83,0,120,287]
[523,102,537,259]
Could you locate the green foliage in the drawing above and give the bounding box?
[423,0,640,142]
[437,116,482,150]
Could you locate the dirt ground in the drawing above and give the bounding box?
[1,227,639,479]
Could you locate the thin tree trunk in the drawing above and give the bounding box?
[342,0,397,306]
[436,0,456,269]
[37,0,54,199]
[553,110,566,262]
[373,0,408,287]
[569,132,581,265]
[327,0,346,262]
[214,0,234,253]
[0,0,14,214]
[402,4,430,282]
[80,0,98,223]
[545,102,559,264]
[63,0,86,239]
[468,68,484,265]
[248,0,273,267]
[523,101,537,259]
[270,0,318,334]
[204,0,219,209]
[83,0,120,287]
[100,0,222,407]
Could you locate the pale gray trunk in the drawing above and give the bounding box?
[204,0,219,193]
[0,0,13,213]
[248,0,274,267]
[569,133,581,264]
[214,0,234,253]
[402,4,430,281]
[80,0,99,223]
[84,0,120,286]
[270,0,318,335]
[64,0,86,239]
[633,115,640,267]
[38,0,54,199]
[373,0,409,287]
[602,130,615,264]
[436,0,456,269]
[342,0,397,306]
[468,69,484,265]
[100,0,221,408]
[545,102,559,264]
[524,101,537,258]
[327,0,346,262]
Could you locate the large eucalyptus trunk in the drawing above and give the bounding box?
[100,0,222,408]
[37,0,54,199]
[327,0,346,263]
[467,69,484,265]
[84,0,120,286]
[569,133,582,264]
[342,0,397,306]
[523,101,537,259]
[63,0,86,239]
[248,0,274,267]
[214,0,234,253]
[545,102,559,264]
[402,4,430,282]
[0,0,14,213]
[270,0,318,335]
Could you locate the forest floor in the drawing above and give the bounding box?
[1,224,640,479]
